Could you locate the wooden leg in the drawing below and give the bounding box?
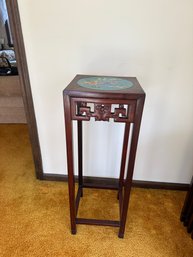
[118,123,130,201]
[181,176,193,222]
[184,196,193,226]
[187,213,193,233]
[78,120,83,197]
[118,184,132,238]
[64,95,76,234]
[118,97,145,238]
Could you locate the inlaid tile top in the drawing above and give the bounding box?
[77,76,133,91]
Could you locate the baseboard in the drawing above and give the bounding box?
[43,173,189,191]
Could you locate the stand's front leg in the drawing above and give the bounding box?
[77,119,83,197]
[118,129,136,238]
[118,97,145,238]
[64,95,76,234]
[118,123,130,201]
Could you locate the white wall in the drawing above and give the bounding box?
[18,0,193,183]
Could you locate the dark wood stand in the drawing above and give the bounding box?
[63,75,145,238]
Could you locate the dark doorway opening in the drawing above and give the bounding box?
[0,0,43,179]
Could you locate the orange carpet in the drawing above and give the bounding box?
[0,124,192,257]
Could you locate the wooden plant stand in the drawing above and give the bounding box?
[63,75,145,238]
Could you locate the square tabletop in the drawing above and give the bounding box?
[63,74,145,100]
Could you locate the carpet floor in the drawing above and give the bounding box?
[0,124,192,257]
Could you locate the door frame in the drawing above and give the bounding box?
[5,0,43,179]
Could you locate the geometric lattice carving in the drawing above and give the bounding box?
[71,98,136,123]
[79,103,112,121]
